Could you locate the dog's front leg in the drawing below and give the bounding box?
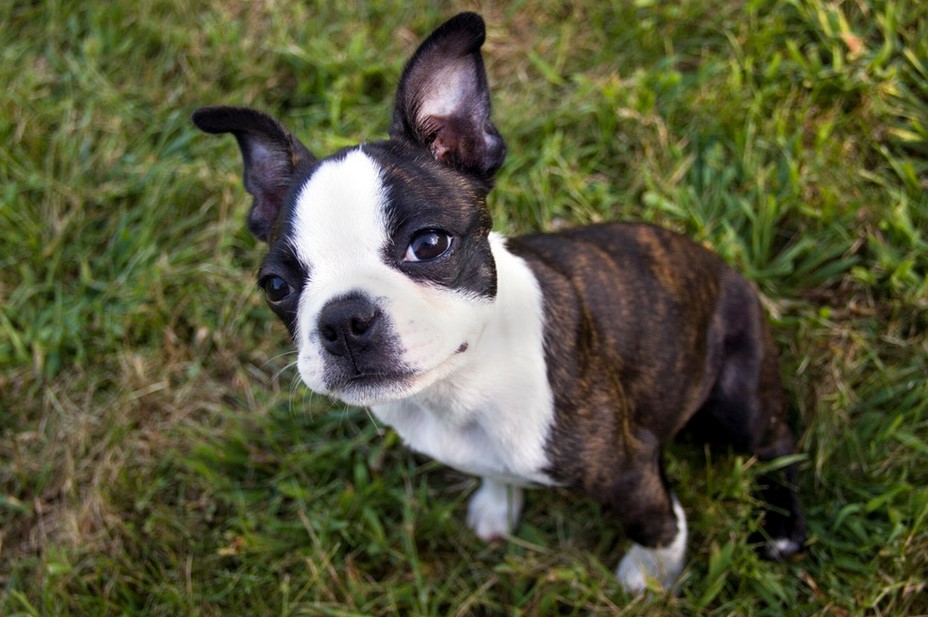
[465,478,524,541]
[616,495,687,593]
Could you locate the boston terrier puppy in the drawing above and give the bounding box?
[192,12,805,593]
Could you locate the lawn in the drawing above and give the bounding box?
[1,1,926,615]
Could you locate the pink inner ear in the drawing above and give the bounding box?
[416,60,475,120]
[413,61,493,171]
[430,124,454,162]
[427,115,483,169]
[390,15,505,176]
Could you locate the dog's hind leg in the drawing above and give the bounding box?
[705,274,806,559]
[748,325,806,559]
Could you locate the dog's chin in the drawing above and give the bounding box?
[328,372,419,407]
[322,353,464,408]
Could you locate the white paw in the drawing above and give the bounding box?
[465,479,524,541]
[616,497,687,594]
[765,536,802,560]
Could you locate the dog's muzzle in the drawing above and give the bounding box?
[314,293,413,397]
[318,293,383,360]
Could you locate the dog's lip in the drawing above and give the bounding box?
[319,341,470,403]
[329,369,419,392]
[325,369,420,406]
[345,370,416,384]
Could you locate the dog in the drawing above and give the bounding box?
[192,12,805,593]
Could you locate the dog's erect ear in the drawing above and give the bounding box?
[390,12,506,180]
[192,106,316,242]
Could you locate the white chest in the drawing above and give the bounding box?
[372,397,557,487]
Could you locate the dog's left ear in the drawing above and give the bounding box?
[390,12,506,180]
[192,106,316,242]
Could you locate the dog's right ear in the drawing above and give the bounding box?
[389,12,506,182]
[192,106,316,242]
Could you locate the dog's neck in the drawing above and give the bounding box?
[371,233,558,484]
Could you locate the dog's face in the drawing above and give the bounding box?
[194,13,506,406]
[259,143,498,407]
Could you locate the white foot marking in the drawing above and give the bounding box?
[616,496,687,594]
[465,479,524,541]
[767,537,801,560]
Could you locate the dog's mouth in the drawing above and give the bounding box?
[323,346,468,406]
[325,368,420,405]
[342,370,416,388]
[303,334,472,407]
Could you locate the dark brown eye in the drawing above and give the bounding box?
[262,275,294,303]
[404,230,453,262]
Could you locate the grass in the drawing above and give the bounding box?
[1,0,926,614]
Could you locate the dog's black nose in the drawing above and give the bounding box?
[317,295,382,358]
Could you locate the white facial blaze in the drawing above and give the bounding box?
[289,148,489,405]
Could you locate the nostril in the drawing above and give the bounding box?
[321,324,338,342]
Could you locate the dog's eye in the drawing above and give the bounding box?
[404,230,453,262]
[261,275,294,303]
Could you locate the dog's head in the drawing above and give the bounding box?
[193,13,506,406]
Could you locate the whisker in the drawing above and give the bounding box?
[272,359,298,384]
[361,405,381,430]
[288,371,304,415]
[261,349,298,371]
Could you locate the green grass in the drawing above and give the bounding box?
[1,0,926,614]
